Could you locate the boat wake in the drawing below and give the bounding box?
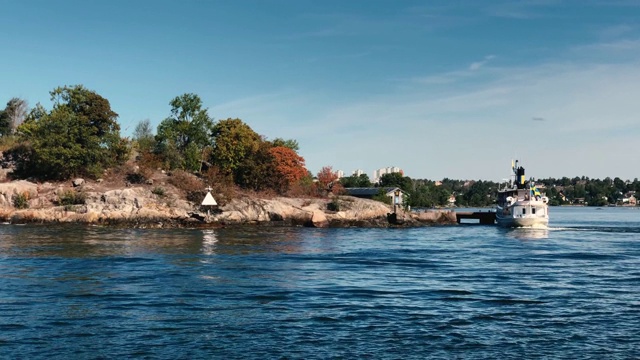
[519,223,549,230]
[547,226,640,234]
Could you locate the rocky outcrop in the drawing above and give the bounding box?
[0,180,457,228]
[210,196,455,228]
[0,184,195,226]
[0,181,39,207]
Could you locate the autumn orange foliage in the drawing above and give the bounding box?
[269,146,307,187]
[316,166,340,192]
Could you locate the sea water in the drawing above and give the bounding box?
[0,207,638,359]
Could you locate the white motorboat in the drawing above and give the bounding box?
[496,160,549,228]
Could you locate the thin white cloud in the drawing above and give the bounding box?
[309,56,640,178]
[597,24,636,39]
[575,38,640,52]
[209,38,640,180]
[469,55,496,71]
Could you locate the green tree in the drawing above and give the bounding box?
[155,93,214,171]
[234,141,284,191]
[379,173,412,191]
[407,181,452,208]
[372,188,392,204]
[209,118,262,175]
[458,180,496,207]
[271,138,299,151]
[0,108,9,137]
[7,85,128,180]
[340,174,372,188]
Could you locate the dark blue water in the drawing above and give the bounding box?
[1,207,639,359]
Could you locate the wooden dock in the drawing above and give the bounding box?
[455,211,496,225]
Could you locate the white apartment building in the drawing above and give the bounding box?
[352,169,364,177]
[372,166,403,184]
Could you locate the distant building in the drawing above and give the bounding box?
[372,166,403,184]
[336,170,344,179]
[352,169,364,177]
[345,187,405,204]
[623,191,637,206]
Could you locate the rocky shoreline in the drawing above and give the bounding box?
[0,180,457,228]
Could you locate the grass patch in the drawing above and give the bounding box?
[151,187,166,197]
[13,193,29,209]
[57,190,86,206]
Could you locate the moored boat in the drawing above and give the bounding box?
[496,160,549,228]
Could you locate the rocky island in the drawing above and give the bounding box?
[0,175,457,228]
[0,87,460,228]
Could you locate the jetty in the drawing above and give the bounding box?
[455,211,496,225]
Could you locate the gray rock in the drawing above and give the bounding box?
[72,178,85,187]
[0,181,39,207]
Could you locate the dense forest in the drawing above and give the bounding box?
[1,85,637,208]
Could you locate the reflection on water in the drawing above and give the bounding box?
[201,230,218,255]
[505,228,550,240]
[0,225,313,258]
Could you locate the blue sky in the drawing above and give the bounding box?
[1,0,639,181]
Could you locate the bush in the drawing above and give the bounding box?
[126,172,146,184]
[287,175,318,198]
[169,170,204,191]
[169,170,206,204]
[13,193,29,209]
[327,197,340,211]
[138,152,165,172]
[126,163,155,185]
[201,167,235,206]
[0,135,20,153]
[151,187,165,196]
[57,190,86,206]
[373,189,392,205]
[187,190,207,204]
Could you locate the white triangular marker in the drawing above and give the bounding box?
[201,192,217,206]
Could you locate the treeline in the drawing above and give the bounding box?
[339,173,640,207]
[2,86,638,207]
[339,173,499,207]
[538,176,640,206]
[0,85,338,198]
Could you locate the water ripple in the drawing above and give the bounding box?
[0,208,638,358]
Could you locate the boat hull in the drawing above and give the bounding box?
[495,214,549,228]
[495,202,549,228]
